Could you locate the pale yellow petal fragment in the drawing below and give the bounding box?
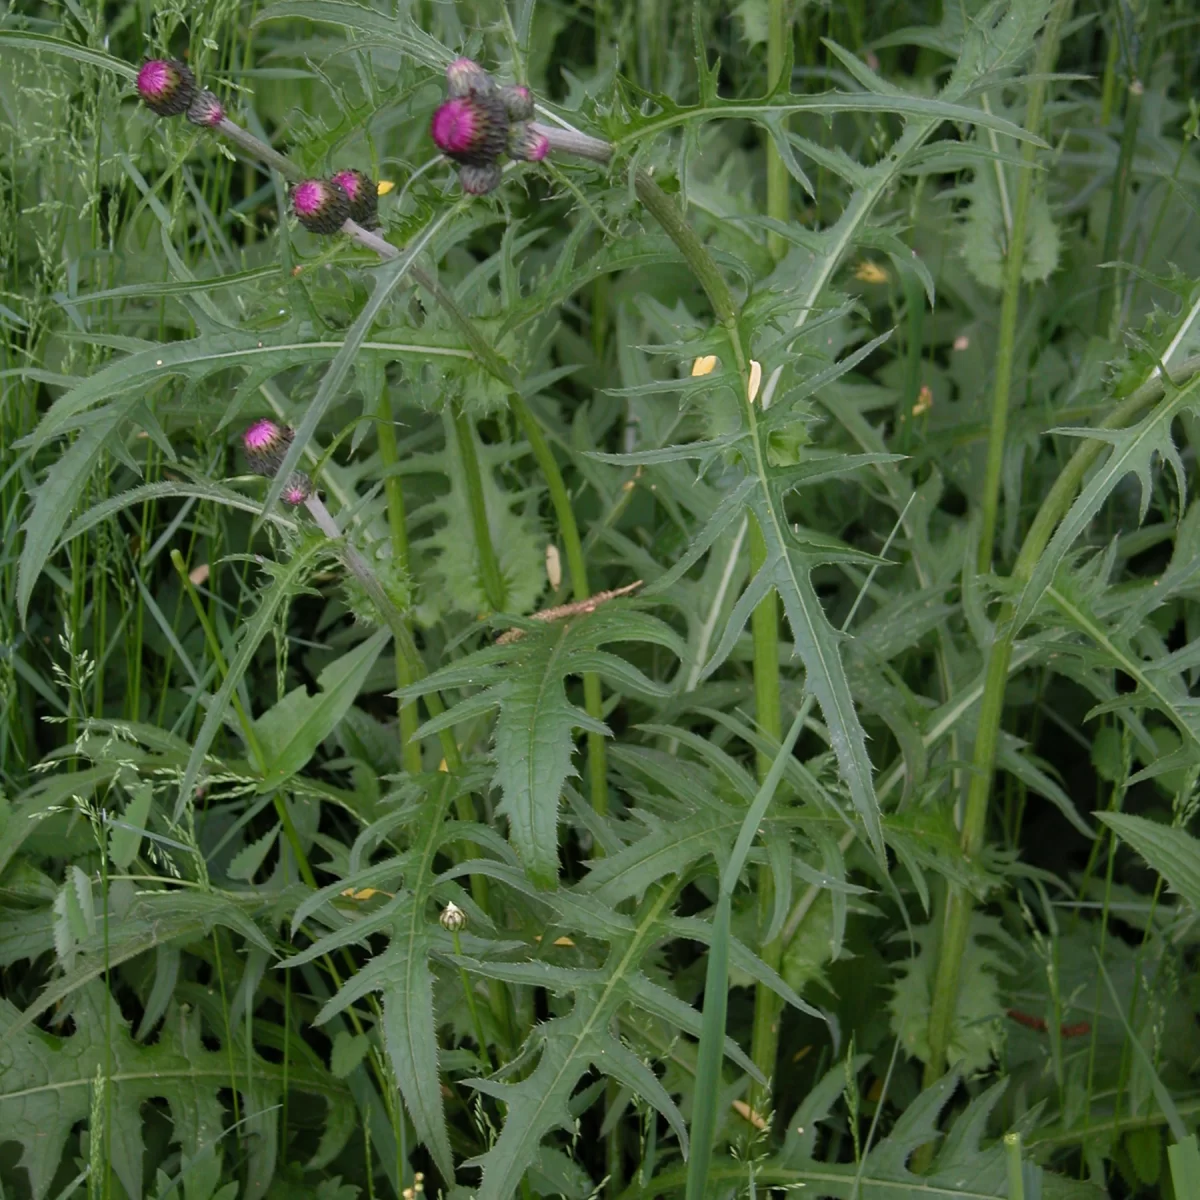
[691,354,718,377]
[732,1099,768,1129]
[341,887,392,901]
[855,260,889,284]
[747,359,763,404]
[376,180,396,195]
[545,544,562,590]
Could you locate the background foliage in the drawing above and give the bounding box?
[2,0,1200,1196]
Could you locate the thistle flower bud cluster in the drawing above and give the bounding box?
[242,420,313,506]
[430,58,549,195]
[290,170,382,235]
[137,59,226,127]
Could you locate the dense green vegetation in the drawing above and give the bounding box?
[2,0,1200,1196]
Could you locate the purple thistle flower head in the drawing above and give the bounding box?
[243,419,294,476]
[281,472,313,506]
[431,97,482,157]
[137,58,196,117]
[446,57,492,98]
[186,89,225,128]
[332,168,379,228]
[432,91,509,170]
[291,179,350,235]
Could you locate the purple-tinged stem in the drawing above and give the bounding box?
[529,122,613,164]
[215,117,302,182]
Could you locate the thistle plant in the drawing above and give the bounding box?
[6,4,1200,1200]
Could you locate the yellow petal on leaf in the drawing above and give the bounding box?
[376,180,395,195]
[341,887,392,901]
[854,260,889,284]
[747,359,763,404]
[691,354,718,377]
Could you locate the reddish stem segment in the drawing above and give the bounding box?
[1006,1008,1091,1038]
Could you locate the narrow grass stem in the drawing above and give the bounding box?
[452,926,492,1071]
[976,0,1073,572]
[1094,0,1161,333]
[923,354,1200,1085]
[450,408,507,612]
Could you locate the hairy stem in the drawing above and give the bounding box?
[977,0,1073,572]
[923,354,1200,1085]
[451,408,507,612]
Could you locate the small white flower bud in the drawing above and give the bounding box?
[440,901,466,932]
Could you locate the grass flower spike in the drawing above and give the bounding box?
[332,169,379,227]
[291,178,350,234]
[136,58,196,117]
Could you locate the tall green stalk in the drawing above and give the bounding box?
[635,167,788,1110]
[374,386,422,774]
[923,354,1200,1085]
[451,407,507,613]
[750,1,791,1113]
[976,0,1074,572]
[765,0,789,263]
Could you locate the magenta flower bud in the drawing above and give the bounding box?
[332,169,379,228]
[431,94,509,167]
[508,124,549,162]
[500,84,534,122]
[291,178,350,235]
[186,89,225,128]
[457,163,503,195]
[243,419,294,476]
[280,472,313,506]
[446,56,493,99]
[137,58,197,117]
